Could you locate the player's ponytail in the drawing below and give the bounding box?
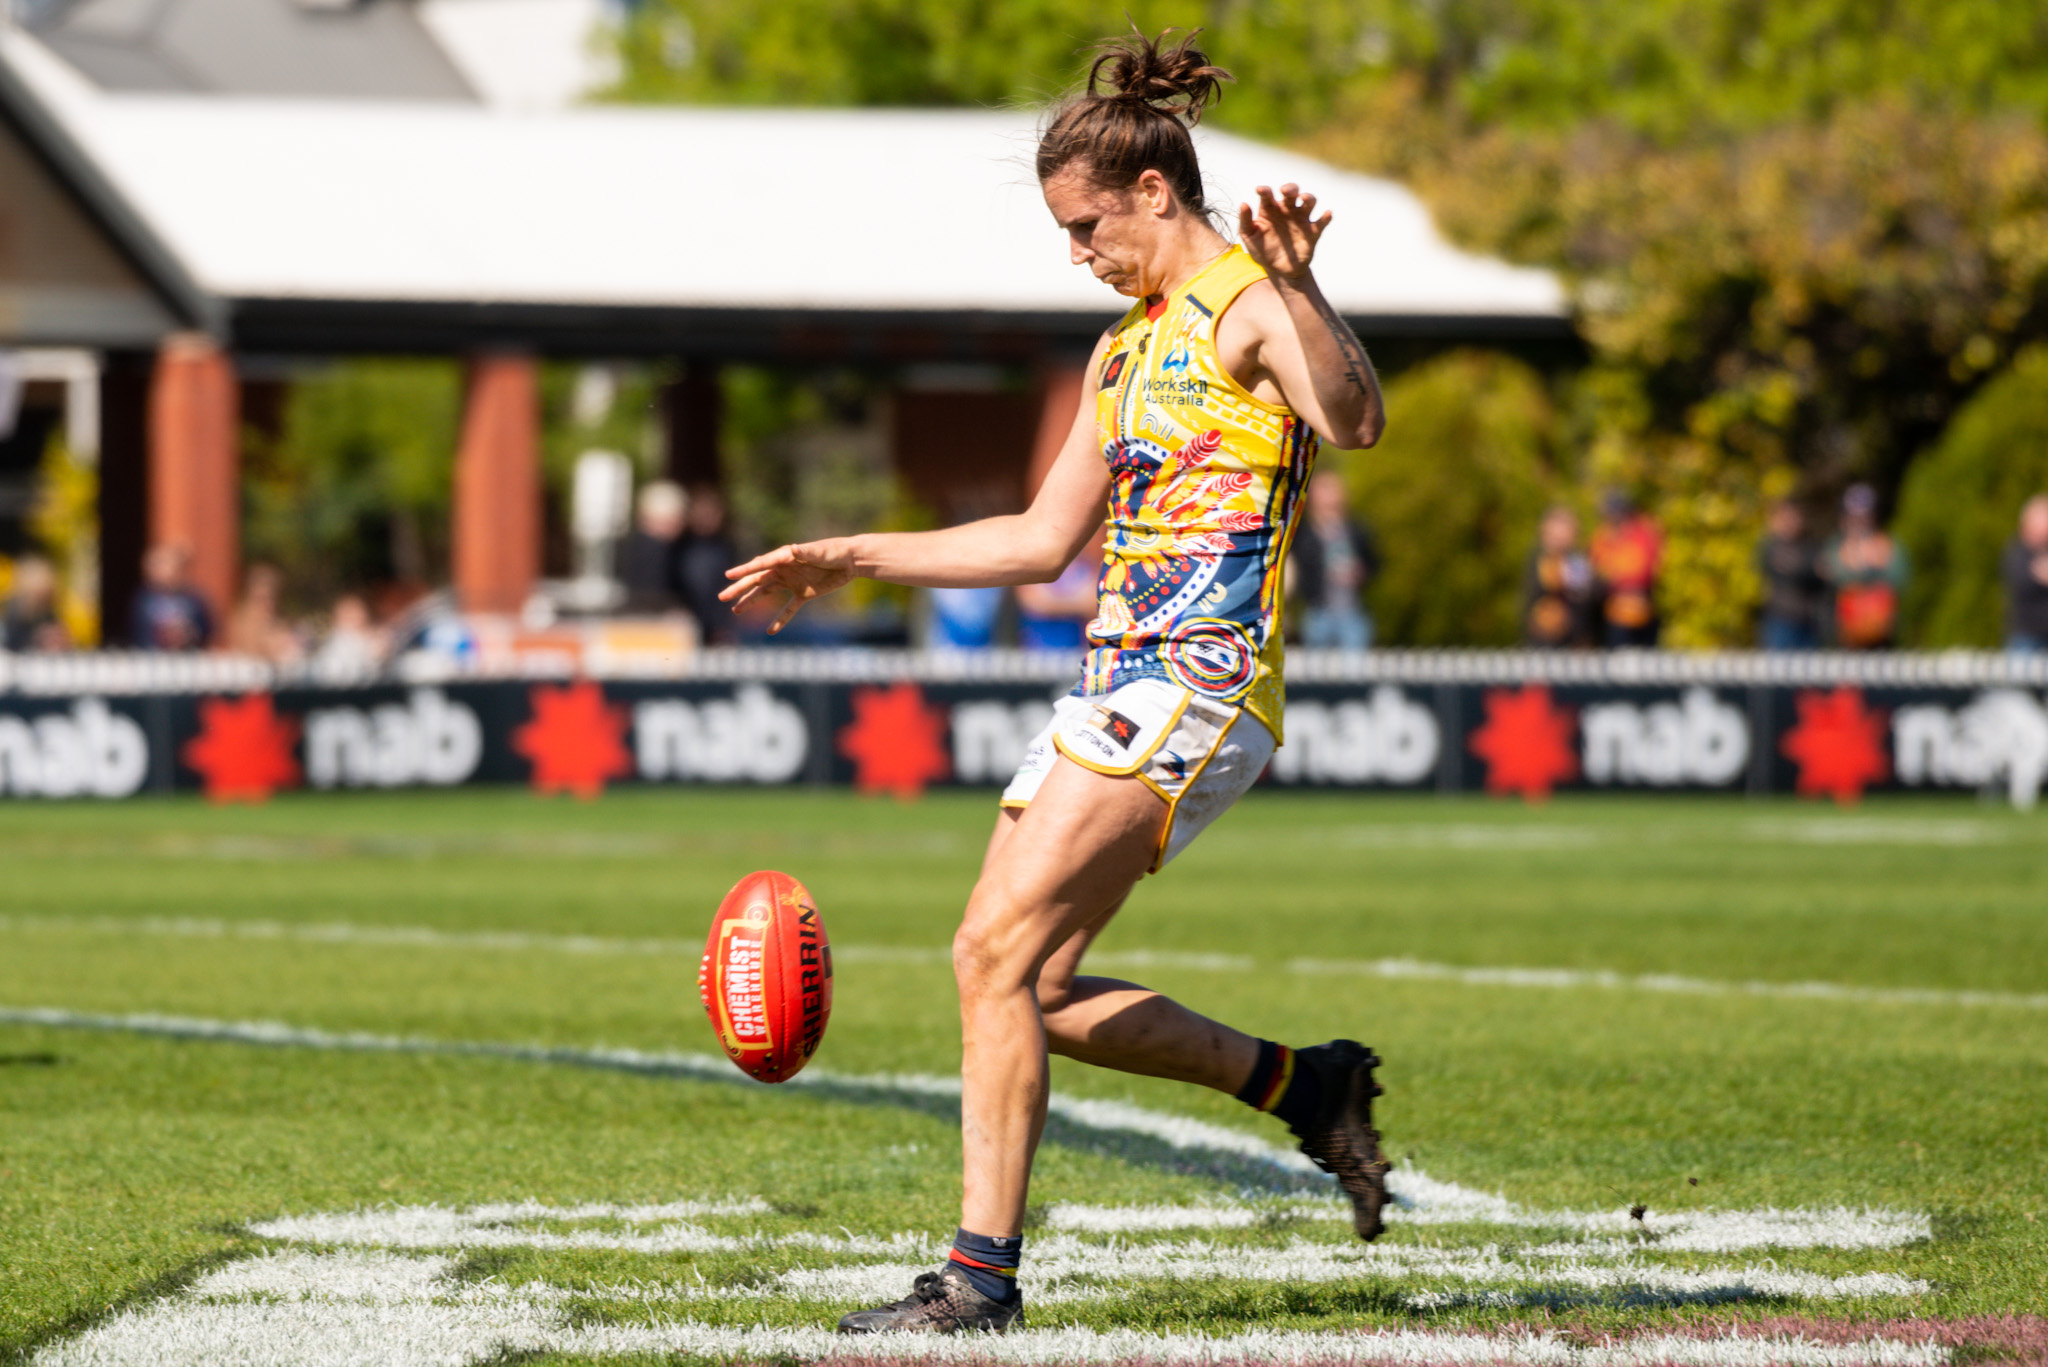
[1037,28,1232,218]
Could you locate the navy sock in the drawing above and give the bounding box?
[948,1228,1022,1305]
[1237,1039,1324,1137]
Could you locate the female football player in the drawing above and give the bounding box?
[722,29,1389,1334]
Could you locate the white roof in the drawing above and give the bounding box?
[4,27,1564,321]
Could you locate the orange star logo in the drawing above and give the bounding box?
[181,693,301,803]
[1468,685,1579,800]
[1780,687,1889,804]
[512,681,633,799]
[838,683,951,799]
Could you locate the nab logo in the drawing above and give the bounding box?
[0,698,150,799]
[1101,352,1129,389]
[304,688,483,790]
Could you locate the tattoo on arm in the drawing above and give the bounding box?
[1316,301,1378,400]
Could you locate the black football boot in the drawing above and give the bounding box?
[835,1264,1024,1335]
[1292,1039,1390,1241]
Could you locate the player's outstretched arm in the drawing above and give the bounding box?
[721,339,1113,635]
[1234,183,1385,450]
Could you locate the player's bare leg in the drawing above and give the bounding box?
[972,821,1263,1089]
[951,757,1168,1237]
[987,776,1390,1243]
[1035,905,1257,1087]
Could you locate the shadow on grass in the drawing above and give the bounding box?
[0,1241,253,1366]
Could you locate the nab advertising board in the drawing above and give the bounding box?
[1,673,2044,807]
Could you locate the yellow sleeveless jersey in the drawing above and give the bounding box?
[1081,245,1318,740]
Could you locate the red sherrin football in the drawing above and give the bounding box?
[698,870,833,1083]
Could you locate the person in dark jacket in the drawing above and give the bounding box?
[619,481,687,614]
[1757,499,1825,651]
[1289,469,1380,650]
[2005,494,2048,655]
[676,485,741,644]
[131,544,212,651]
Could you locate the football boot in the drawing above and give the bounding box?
[1293,1039,1390,1241]
[835,1264,1024,1335]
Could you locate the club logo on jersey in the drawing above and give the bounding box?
[1087,706,1142,750]
[1163,618,1258,698]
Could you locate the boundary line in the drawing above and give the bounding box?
[3,914,2042,1010]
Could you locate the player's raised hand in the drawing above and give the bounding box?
[720,541,856,635]
[1238,183,1332,283]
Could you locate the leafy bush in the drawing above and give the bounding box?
[1894,344,2048,646]
[1350,350,1560,646]
[243,359,462,609]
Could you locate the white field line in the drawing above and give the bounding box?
[231,1222,1929,1306]
[248,1205,932,1257]
[0,1004,1929,1254]
[0,915,1232,973]
[1045,1202,1929,1252]
[1287,958,2048,1012]
[36,1251,1946,1367]
[1740,818,2015,846]
[5,913,2037,1011]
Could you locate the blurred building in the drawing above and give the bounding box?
[0,12,1569,641]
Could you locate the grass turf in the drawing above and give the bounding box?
[1,788,2045,1361]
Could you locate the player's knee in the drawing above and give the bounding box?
[952,902,1036,997]
[1035,975,1075,1015]
[951,917,1009,995]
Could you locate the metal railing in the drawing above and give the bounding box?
[4,646,2045,695]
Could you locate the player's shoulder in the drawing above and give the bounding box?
[1212,272,1289,351]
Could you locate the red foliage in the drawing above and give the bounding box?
[1779,687,1890,804]
[838,683,951,799]
[180,693,300,803]
[512,681,633,800]
[1467,685,1578,800]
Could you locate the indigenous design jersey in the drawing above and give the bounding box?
[1083,246,1317,739]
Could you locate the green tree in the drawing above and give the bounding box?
[607,0,2048,142]
[243,359,463,609]
[1316,96,2048,644]
[1894,343,2048,646]
[1350,350,1560,646]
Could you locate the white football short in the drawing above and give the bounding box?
[1000,677,1276,872]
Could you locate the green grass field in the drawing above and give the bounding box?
[2,788,2044,1365]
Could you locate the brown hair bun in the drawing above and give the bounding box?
[1088,28,1230,124]
[1039,28,1234,216]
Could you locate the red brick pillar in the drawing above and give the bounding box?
[1026,360,1089,501]
[452,352,541,615]
[148,333,239,631]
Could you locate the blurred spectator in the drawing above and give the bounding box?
[1589,490,1662,647]
[620,480,687,614]
[1290,469,1380,650]
[2,554,70,652]
[1757,499,1825,651]
[1821,483,1908,649]
[226,563,304,664]
[132,544,212,651]
[929,586,1005,649]
[309,593,387,682]
[1522,505,1596,648]
[1016,545,1099,652]
[2004,494,2048,655]
[676,485,740,645]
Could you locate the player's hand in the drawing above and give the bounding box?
[720,541,857,635]
[1238,183,1331,284]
